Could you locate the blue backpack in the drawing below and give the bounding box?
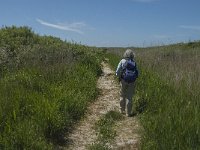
[122,59,138,83]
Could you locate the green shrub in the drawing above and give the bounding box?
[0,26,103,149]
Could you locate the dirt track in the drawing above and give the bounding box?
[64,62,141,150]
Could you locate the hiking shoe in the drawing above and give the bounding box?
[120,110,126,115]
[126,113,137,117]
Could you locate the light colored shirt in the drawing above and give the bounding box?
[116,59,127,77]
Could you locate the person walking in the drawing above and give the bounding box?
[116,49,139,117]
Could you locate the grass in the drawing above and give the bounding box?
[88,111,124,150]
[136,43,200,150]
[1,26,199,149]
[0,26,103,149]
[106,42,200,150]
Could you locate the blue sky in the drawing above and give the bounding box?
[0,0,200,47]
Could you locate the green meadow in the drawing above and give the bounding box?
[0,26,103,149]
[136,43,200,150]
[106,42,200,150]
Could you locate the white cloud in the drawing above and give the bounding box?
[131,0,158,3]
[36,19,86,34]
[180,25,200,31]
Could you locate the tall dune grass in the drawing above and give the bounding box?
[105,42,200,149]
[136,43,200,150]
[0,26,103,149]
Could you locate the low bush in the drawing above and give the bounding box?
[0,26,103,149]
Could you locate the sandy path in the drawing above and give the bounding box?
[63,62,141,150]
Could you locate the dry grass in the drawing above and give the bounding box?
[105,41,200,150]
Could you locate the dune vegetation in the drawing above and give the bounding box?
[0,26,103,149]
[106,42,200,150]
[1,26,199,149]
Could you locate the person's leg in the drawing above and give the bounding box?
[120,80,127,113]
[126,82,135,116]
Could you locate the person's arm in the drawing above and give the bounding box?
[116,60,122,77]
